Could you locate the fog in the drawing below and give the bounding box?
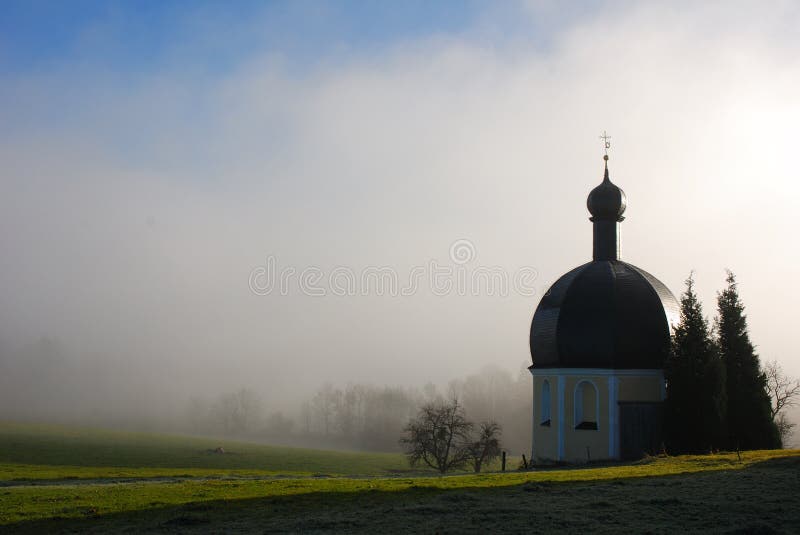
[1,1,799,448]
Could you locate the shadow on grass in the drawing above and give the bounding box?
[4,456,800,534]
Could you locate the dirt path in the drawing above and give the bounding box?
[0,470,444,488]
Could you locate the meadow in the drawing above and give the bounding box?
[1,421,799,533]
[0,421,412,480]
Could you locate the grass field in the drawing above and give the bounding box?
[0,421,412,479]
[1,421,799,533]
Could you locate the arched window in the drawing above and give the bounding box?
[574,380,599,430]
[540,380,551,427]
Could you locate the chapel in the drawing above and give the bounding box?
[529,149,679,462]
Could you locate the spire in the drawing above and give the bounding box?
[600,130,612,183]
[587,133,627,260]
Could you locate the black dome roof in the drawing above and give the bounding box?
[530,260,679,369]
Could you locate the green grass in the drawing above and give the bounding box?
[0,421,412,479]
[1,421,799,533]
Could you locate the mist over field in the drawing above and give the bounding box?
[1,1,799,449]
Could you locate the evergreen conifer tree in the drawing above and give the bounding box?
[717,271,781,449]
[665,274,727,453]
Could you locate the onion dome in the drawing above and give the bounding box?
[587,157,627,222]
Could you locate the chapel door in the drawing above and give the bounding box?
[619,402,663,460]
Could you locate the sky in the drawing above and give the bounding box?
[1,1,799,424]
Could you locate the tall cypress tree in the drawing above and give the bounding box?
[717,271,780,449]
[665,274,727,453]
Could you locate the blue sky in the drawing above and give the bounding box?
[0,1,611,76]
[0,1,484,73]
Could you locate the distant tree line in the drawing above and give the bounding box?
[300,383,425,451]
[182,365,532,455]
[185,388,265,436]
[665,271,796,453]
[294,366,531,453]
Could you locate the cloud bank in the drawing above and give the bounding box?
[1,1,799,426]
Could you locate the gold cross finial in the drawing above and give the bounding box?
[599,131,611,160]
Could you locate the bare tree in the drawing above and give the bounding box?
[775,413,795,447]
[764,360,800,444]
[214,388,263,434]
[400,399,473,473]
[468,421,502,473]
[311,383,339,436]
[337,384,363,436]
[450,364,532,455]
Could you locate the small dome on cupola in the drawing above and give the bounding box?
[587,155,627,222]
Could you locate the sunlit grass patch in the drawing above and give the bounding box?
[1,448,797,526]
